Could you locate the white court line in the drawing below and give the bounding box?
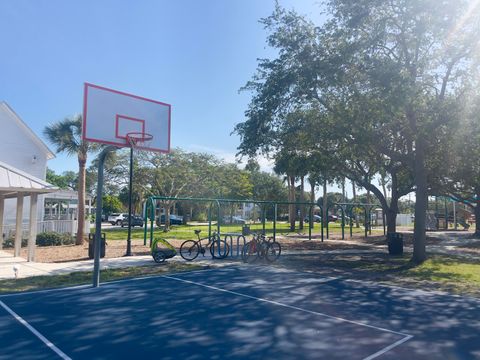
[363,335,413,360]
[0,300,71,360]
[163,274,413,360]
[0,267,219,299]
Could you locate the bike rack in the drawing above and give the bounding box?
[222,233,246,257]
[143,196,383,247]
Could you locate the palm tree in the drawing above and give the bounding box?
[44,115,93,245]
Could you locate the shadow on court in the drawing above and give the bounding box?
[0,266,479,359]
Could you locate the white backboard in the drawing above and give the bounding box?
[82,83,171,152]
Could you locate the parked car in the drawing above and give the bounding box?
[222,216,246,224]
[108,213,128,225]
[305,215,322,223]
[121,215,144,228]
[329,214,339,222]
[305,214,339,223]
[158,214,184,225]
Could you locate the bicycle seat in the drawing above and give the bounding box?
[194,229,201,235]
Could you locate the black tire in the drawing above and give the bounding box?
[153,251,166,263]
[243,241,259,264]
[180,240,200,261]
[265,241,281,262]
[210,239,229,259]
[116,220,121,226]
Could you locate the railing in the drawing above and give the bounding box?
[1,220,90,240]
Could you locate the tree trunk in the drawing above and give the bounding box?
[76,157,86,245]
[386,209,398,234]
[412,138,428,263]
[381,179,388,200]
[299,176,305,230]
[341,178,346,203]
[352,181,359,228]
[385,173,400,234]
[288,175,296,231]
[165,206,171,231]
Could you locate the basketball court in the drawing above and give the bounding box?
[1,265,480,359]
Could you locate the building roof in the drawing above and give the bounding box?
[0,160,57,198]
[0,101,55,160]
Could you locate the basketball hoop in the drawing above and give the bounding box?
[126,132,153,150]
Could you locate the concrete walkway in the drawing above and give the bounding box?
[0,250,152,279]
[0,250,238,280]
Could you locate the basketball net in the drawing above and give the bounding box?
[126,132,153,156]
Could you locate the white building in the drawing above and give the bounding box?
[0,101,59,260]
[0,102,56,223]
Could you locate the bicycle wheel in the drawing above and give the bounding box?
[265,241,281,262]
[243,241,259,264]
[210,239,230,259]
[241,241,251,263]
[180,240,200,261]
[153,251,166,263]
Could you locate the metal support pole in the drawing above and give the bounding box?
[453,201,457,230]
[368,207,372,235]
[262,205,266,235]
[143,200,148,246]
[341,207,345,240]
[126,146,134,256]
[364,207,368,238]
[444,197,448,230]
[208,204,212,239]
[320,205,324,242]
[308,205,312,241]
[216,201,221,234]
[349,210,353,238]
[93,145,117,288]
[273,204,277,242]
[383,211,386,235]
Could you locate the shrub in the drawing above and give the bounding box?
[2,237,28,248]
[36,232,75,247]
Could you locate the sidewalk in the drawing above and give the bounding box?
[0,250,156,280]
[0,250,239,280]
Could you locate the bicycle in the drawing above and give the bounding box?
[180,230,230,261]
[242,233,281,263]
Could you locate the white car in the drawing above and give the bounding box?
[108,213,128,225]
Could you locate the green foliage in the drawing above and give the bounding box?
[36,232,75,246]
[2,237,27,248]
[46,168,77,190]
[236,0,480,260]
[102,195,124,215]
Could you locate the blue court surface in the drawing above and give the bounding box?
[1,265,480,359]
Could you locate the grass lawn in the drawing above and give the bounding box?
[0,263,203,295]
[1,253,479,297]
[99,221,383,242]
[311,253,480,296]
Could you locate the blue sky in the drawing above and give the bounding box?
[0,0,324,174]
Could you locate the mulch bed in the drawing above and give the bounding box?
[4,231,478,263]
